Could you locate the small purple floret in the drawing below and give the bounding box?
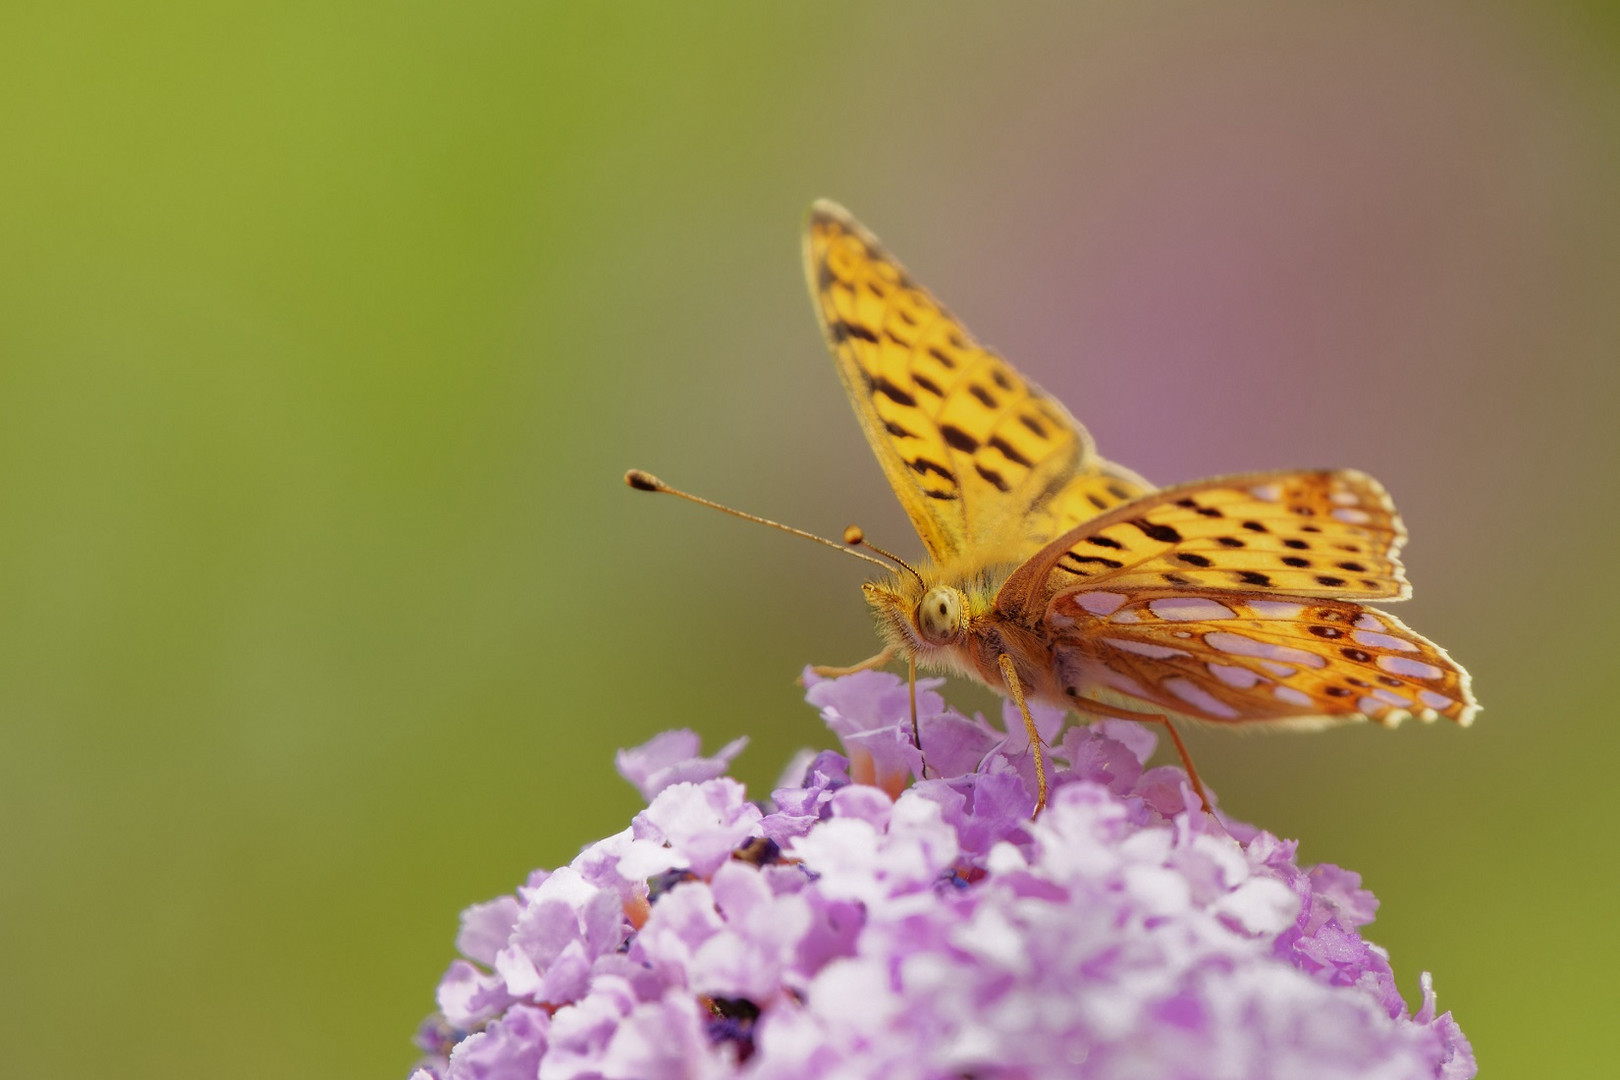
[411,670,1475,1079]
[617,729,749,802]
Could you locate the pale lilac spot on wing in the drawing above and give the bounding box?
[1102,638,1190,660]
[1109,609,1142,624]
[1209,663,1264,689]
[1273,686,1313,707]
[1371,688,1412,707]
[1247,601,1304,620]
[1419,690,1456,710]
[1074,592,1128,616]
[1165,677,1239,719]
[1354,630,1418,652]
[1355,613,1386,631]
[1203,632,1327,669]
[1149,597,1237,622]
[1259,661,1296,678]
[1330,489,1359,506]
[1378,655,1444,679]
[1092,666,1151,700]
[1332,508,1372,524]
[1250,483,1284,502]
[1357,696,1389,714]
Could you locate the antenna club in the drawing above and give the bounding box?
[625,469,664,492]
[842,530,925,588]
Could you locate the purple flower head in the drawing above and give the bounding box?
[412,670,1475,1079]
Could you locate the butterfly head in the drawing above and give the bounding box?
[862,575,979,667]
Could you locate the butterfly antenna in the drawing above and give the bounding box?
[840,525,925,589]
[626,470,897,574]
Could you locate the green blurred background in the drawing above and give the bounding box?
[2,2,1616,1076]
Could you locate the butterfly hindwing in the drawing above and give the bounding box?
[1050,591,1476,728]
[805,201,1150,562]
[998,470,1409,620]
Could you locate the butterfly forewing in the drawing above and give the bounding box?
[805,201,1149,562]
[999,470,1409,621]
[1051,592,1476,728]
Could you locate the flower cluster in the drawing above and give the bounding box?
[410,670,1474,1079]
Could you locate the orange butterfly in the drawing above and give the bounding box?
[632,202,1476,814]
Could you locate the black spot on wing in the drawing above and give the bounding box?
[906,457,954,481]
[968,384,998,408]
[871,376,916,407]
[941,425,978,453]
[927,346,958,369]
[1061,553,1123,571]
[975,463,1011,492]
[913,372,944,397]
[1175,498,1221,518]
[1129,519,1183,543]
[1175,553,1213,568]
[1085,535,1123,549]
[988,436,1033,468]
[1019,413,1048,438]
[1235,571,1272,586]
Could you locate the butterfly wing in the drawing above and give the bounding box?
[1049,591,1477,728]
[993,470,1474,727]
[997,470,1410,621]
[805,201,1150,563]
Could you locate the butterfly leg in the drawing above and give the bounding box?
[1076,699,1211,814]
[997,654,1049,818]
[907,653,930,779]
[805,645,896,679]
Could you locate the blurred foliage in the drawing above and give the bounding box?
[0,3,1616,1077]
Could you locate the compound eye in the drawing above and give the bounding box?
[916,586,963,645]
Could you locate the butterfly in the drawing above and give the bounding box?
[630,202,1476,815]
[799,201,1475,813]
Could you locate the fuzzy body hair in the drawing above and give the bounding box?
[862,557,1070,706]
